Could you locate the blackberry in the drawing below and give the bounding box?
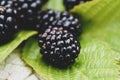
[0,6,18,44]
[13,0,46,30]
[38,10,81,36]
[53,11,82,36]
[63,0,91,11]
[38,10,59,33]
[38,27,80,68]
[0,0,48,30]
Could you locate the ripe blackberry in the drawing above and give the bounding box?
[38,27,80,68]
[63,0,91,11]
[38,10,59,33]
[53,11,82,36]
[0,6,18,44]
[0,0,48,30]
[38,10,81,36]
[13,0,46,29]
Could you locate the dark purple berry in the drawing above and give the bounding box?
[0,0,48,30]
[38,27,81,68]
[38,10,82,37]
[53,11,82,36]
[0,6,18,44]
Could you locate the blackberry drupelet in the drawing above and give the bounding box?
[63,0,91,11]
[0,0,13,8]
[38,10,81,36]
[0,6,18,44]
[0,0,48,30]
[38,27,80,68]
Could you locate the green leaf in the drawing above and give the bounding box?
[22,38,119,80]
[0,30,37,63]
[71,0,120,52]
[22,0,120,80]
[45,0,65,11]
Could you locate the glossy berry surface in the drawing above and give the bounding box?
[0,6,18,44]
[38,10,59,33]
[38,27,80,68]
[38,10,82,36]
[13,0,45,29]
[53,11,82,36]
[0,0,48,29]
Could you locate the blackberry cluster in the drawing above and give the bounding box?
[39,10,81,36]
[0,0,82,68]
[38,27,80,68]
[63,0,91,11]
[0,6,18,44]
[0,0,48,44]
[38,9,82,68]
[0,0,48,29]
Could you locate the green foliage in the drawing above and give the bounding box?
[45,0,65,11]
[0,31,37,63]
[71,0,120,52]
